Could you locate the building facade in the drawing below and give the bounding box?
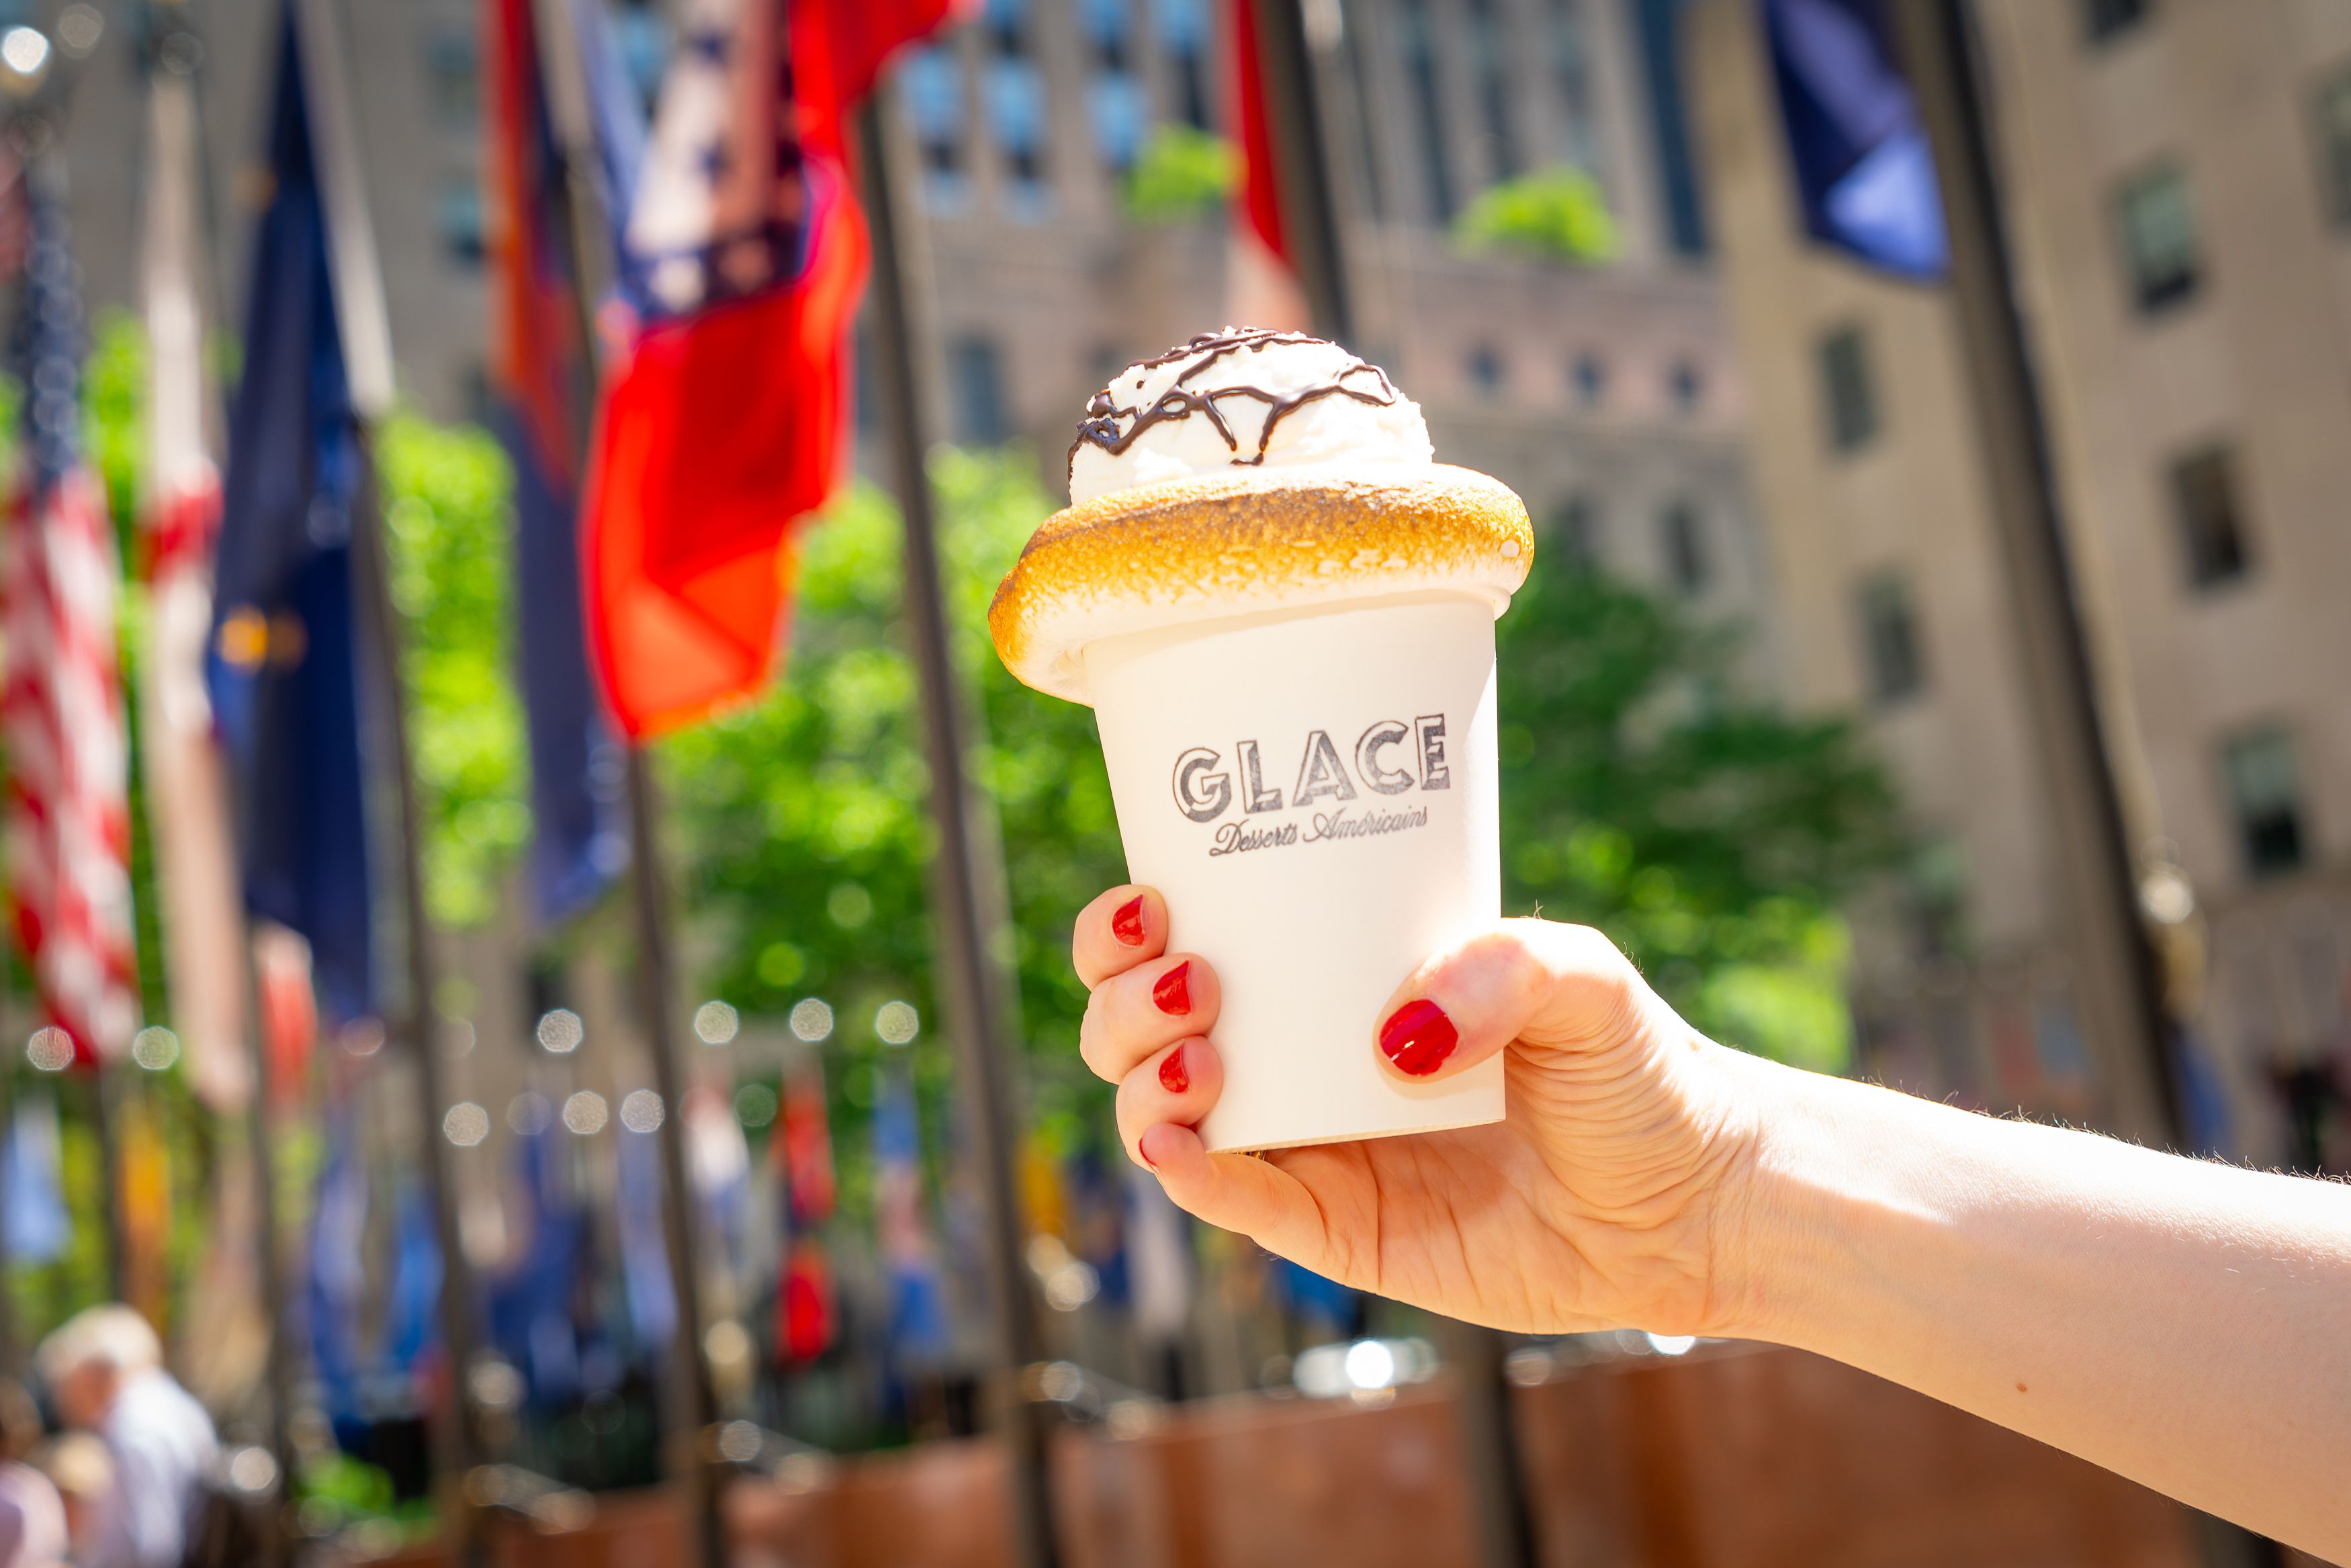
[1689,0,2351,1167]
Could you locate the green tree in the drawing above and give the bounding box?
[660,451,1126,1185]
[1120,125,1237,224]
[1495,563,1900,1070]
[377,414,533,929]
[1454,166,1620,266]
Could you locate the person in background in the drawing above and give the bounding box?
[35,1307,216,1568]
[26,1435,106,1568]
[0,1383,65,1568]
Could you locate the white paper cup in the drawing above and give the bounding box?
[1083,591,1504,1153]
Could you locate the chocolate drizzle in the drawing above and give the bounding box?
[1066,328,1405,487]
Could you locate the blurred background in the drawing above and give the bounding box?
[0,0,2338,1563]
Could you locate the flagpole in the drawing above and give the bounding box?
[519,5,725,1560]
[855,87,1061,1568]
[1245,3,1538,1564]
[621,747,726,1568]
[287,1,486,1559]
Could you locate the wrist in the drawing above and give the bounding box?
[1696,1050,1927,1346]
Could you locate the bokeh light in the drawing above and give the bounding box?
[562,1089,608,1135]
[131,1027,179,1072]
[693,1000,739,1046]
[443,1102,490,1148]
[788,997,833,1042]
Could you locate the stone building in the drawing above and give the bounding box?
[45,0,1773,656]
[1688,0,2351,1166]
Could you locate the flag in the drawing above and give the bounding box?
[2,1093,68,1264]
[575,0,955,738]
[1123,1160,1190,1346]
[1225,0,1311,328]
[120,1094,173,1326]
[613,1109,677,1367]
[209,2,376,1025]
[1,177,140,1067]
[483,0,627,924]
[774,1055,836,1361]
[138,38,251,1113]
[872,1068,946,1367]
[488,1110,592,1403]
[1761,0,1948,279]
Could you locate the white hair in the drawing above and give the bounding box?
[35,1305,163,1388]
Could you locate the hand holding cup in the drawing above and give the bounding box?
[1072,885,1766,1339]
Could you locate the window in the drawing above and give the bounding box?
[426,26,478,125]
[2083,0,2149,44]
[1552,496,1601,567]
[437,176,484,267]
[1082,0,1147,173]
[901,46,972,214]
[1857,572,1926,705]
[1547,0,1600,172]
[1660,502,1707,593]
[1339,0,1384,221]
[1465,0,1517,182]
[2223,727,2306,878]
[1570,351,1607,408]
[2168,444,2252,589]
[1467,346,1506,398]
[2313,67,2351,229]
[1818,324,1877,453]
[1081,0,1134,70]
[949,335,1010,445]
[1155,0,1211,129]
[985,0,1051,216]
[2115,165,2201,315]
[1397,0,1454,222]
[1669,358,1703,415]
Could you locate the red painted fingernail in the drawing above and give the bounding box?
[1158,1044,1189,1094]
[1379,998,1457,1076]
[1111,895,1147,947]
[1152,961,1192,1016]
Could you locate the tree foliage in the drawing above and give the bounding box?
[660,451,1126,1155]
[1495,564,1900,1069]
[1454,165,1620,266]
[1121,125,1237,225]
[377,415,533,929]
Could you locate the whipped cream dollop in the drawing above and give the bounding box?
[1066,329,1434,505]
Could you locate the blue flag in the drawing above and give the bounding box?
[208,1,374,1023]
[3,1096,68,1264]
[486,1113,591,1407]
[1762,0,1948,279]
[484,0,627,925]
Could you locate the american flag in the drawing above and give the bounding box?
[2,179,139,1067]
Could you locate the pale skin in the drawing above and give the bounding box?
[1074,886,2351,1562]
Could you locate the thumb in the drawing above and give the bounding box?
[1372,917,1649,1082]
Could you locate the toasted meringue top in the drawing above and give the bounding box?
[993,330,1531,704]
[990,466,1532,704]
[1067,328,1432,504]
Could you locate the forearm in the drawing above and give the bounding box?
[1724,1056,2351,1558]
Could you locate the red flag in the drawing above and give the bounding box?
[1226,0,1309,328]
[580,0,960,739]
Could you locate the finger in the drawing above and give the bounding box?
[1135,1123,1339,1268]
[1113,1038,1224,1167]
[1071,885,1167,988]
[1370,917,1650,1083]
[1079,952,1221,1084]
